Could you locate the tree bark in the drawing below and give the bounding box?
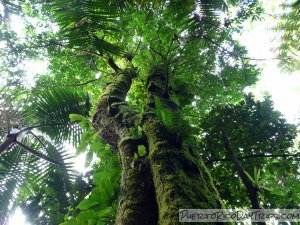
[92,67,226,225]
[221,131,266,225]
[143,118,224,225]
[142,67,224,224]
[92,68,158,225]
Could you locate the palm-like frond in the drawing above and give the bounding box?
[197,0,228,16]
[25,87,90,147]
[0,137,74,221]
[51,0,124,55]
[0,146,23,220]
[0,87,89,221]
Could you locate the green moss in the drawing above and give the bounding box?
[93,67,227,225]
[116,138,158,225]
[143,118,225,225]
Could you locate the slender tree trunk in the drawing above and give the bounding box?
[221,131,266,225]
[93,67,226,225]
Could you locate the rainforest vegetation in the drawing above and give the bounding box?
[0,0,299,225]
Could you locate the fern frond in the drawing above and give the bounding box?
[25,87,90,147]
[197,0,228,16]
[0,136,75,220]
[51,0,124,55]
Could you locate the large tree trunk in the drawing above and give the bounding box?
[92,68,158,225]
[92,67,225,225]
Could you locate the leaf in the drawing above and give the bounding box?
[79,119,92,130]
[77,198,101,210]
[244,170,255,185]
[26,87,90,147]
[137,125,143,136]
[253,167,261,184]
[138,145,147,157]
[51,0,124,55]
[70,114,87,122]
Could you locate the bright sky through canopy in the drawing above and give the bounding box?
[236,0,300,124]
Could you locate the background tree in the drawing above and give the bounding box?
[200,94,298,209]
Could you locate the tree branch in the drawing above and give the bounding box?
[206,153,300,163]
[65,78,102,87]
[0,124,66,156]
[16,141,62,166]
[29,131,56,163]
[0,135,16,155]
[108,57,120,72]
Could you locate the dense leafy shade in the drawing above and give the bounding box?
[16,170,94,225]
[200,94,299,208]
[0,0,299,224]
[49,0,124,55]
[0,138,72,221]
[61,138,121,225]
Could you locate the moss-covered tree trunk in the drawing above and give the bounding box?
[93,66,225,225]
[92,68,158,225]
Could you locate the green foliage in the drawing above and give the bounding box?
[200,94,299,208]
[50,0,124,56]
[154,96,192,140]
[0,137,73,221]
[26,87,91,147]
[0,87,91,221]
[62,138,121,225]
[275,1,300,72]
[0,0,298,223]
[138,145,147,157]
[17,170,94,225]
[64,110,121,225]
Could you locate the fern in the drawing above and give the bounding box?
[25,87,90,148]
[154,96,191,139]
[51,0,124,55]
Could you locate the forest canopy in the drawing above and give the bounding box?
[0,0,299,225]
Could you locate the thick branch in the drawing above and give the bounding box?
[141,67,225,224]
[108,57,120,72]
[0,135,16,155]
[206,153,300,163]
[29,131,58,164]
[0,124,64,155]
